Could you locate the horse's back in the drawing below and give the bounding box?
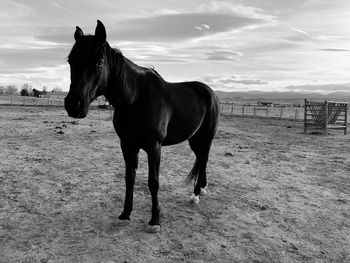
[167,80,219,111]
[172,80,219,122]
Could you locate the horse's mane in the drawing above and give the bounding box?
[112,47,122,55]
[149,67,162,78]
[111,47,163,79]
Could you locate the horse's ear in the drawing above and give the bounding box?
[74,26,84,42]
[95,20,106,44]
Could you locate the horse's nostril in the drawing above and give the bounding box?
[64,95,82,118]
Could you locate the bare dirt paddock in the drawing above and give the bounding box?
[0,106,349,263]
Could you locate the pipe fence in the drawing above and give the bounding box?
[220,102,304,120]
[0,96,347,124]
[0,96,99,107]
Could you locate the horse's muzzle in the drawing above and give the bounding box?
[64,95,87,119]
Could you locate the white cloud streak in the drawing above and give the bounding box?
[290,27,311,36]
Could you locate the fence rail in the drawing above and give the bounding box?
[0,96,99,107]
[0,97,347,125]
[220,102,305,120]
[0,96,64,107]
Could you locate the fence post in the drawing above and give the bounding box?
[304,99,307,133]
[266,108,269,118]
[324,101,328,134]
[295,109,298,120]
[345,105,348,135]
[253,106,256,116]
[231,104,233,115]
[242,106,245,116]
[280,108,283,118]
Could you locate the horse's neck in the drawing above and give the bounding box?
[106,53,141,107]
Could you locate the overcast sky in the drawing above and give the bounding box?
[1,0,350,93]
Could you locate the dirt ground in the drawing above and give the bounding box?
[0,106,349,263]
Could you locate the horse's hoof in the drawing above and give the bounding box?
[200,187,207,196]
[190,194,200,204]
[116,219,130,226]
[146,224,161,233]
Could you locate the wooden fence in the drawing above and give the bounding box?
[0,96,99,107]
[304,99,348,135]
[220,102,304,120]
[0,96,64,107]
[1,97,348,130]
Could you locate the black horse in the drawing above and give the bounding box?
[65,20,220,233]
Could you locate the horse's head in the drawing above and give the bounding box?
[65,20,109,118]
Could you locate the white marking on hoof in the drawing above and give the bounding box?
[200,187,207,196]
[116,219,130,226]
[146,225,161,233]
[190,194,200,204]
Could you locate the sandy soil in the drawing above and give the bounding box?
[0,106,349,263]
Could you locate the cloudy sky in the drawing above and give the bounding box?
[1,0,350,93]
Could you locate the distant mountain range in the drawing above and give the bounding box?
[214,90,350,105]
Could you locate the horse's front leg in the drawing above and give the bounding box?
[118,141,139,224]
[146,143,161,233]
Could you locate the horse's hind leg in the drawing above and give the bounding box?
[188,134,213,201]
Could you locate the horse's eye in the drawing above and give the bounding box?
[96,59,104,69]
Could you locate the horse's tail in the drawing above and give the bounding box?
[185,160,200,184]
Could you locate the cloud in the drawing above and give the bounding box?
[0,64,69,89]
[107,12,268,42]
[34,26,73,44]
[198,1,274,20]
[317,35,350,40]
[204,50,243,61]
[199,75,269,91]
[0,1,31,19]
[223,76,268,85]
[285,83,350,93]
[318,48,350,52]
[35,10,268,44]
[286,28,313,42]
[50,2,73,13]
[195,24,210,30]
[231,79,268,85]
[0,46,69,73]
[290,27,310,37]
[120,42,244,64]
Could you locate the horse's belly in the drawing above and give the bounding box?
[162,117,203,146]
[162,135,188,146]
